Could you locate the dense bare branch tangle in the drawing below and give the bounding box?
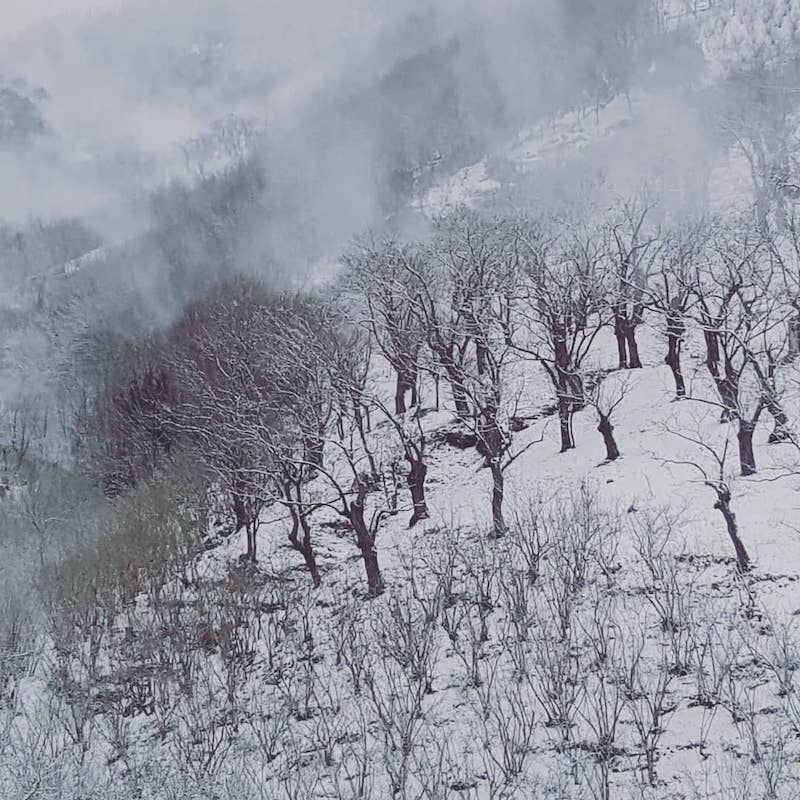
[641,217,710,399]
[606,195,660,370]
[426,209,521,537]
[689,220,793,474]
[515,213,611,452]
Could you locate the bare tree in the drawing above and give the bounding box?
[665,421,751,573]
[352,389,430,528]
[340,238,426,416]
[165,279,278,563]
[762,212,800,439]
[691,221,791,474]
[397,221,476,420]
[584,371,635,462]
[720,75,799,233]
[606,196,660,370]
[417,208,521,537]
[644,218,709,399]
[246,309,389,597]
[516,215,610,452]
[179,114,260,180]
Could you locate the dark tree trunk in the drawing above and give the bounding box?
[450,375,470,418]
[394,373,407,416]
[288,505,321,587]
[665,318,685,398]
[233,487,258,562]
[704,328,719,378]
[597,415,619,461]
[352,397,378,480]
[477,404,508,538]
[233,491,247,534]
[476,341,489,377]
[789,315,800,359]
[718,377,738,423]
[246,521,257,564]
[703,329,736,421]
[737,420,757,476]
[436,343,470,418]
[349,492,384,598]
[615,316,629,370]
[407,458,428,527]
[713,488,750,572]
[430,339,464,416]
[299,544,321,587]
[558,395,575,452]
[553,338,578,452]
[303,433,324,471]
[624,325,642,369]
[394,368,419,416]
[766,397,791,443]
[489,459,507,539]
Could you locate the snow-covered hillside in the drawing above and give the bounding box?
[6,3,800,800]
[7,318,800,799]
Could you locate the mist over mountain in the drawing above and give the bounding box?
[0,0,753,462]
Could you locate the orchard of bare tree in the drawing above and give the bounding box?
[4,2,800,799]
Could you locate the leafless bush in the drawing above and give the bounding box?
[526,609,585,759]
[502,564,538,647]
[306,676,350,770]
[409,726,463,800]
[619,628,677,787]
[509,495,551,585]
[0,597,38,712]
[329,709,376,800]
[539,485,619,640]
[168,657,236,782]
[478,680,538,793]
[329,598,370,696]
[400,548,445,627]
[577,591,627,800]
[717,663,795,800]
[631,510,698,675]
[364,591,440,798]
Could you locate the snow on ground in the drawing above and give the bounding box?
[422,159,502,216]
[185,315,800,797]
[212,320,800,606]
[508,95,636,168]
[424,83,755,224]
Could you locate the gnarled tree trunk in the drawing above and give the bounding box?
[348,484,385,598]
[614,304,643,370]
[245,520,258,564]
[557,395,575,452]
[737,420,757,476]
[665,316,686,398]
[490,459,507,539]
[624,323,642,369]
[614,313,629,370]
[406,458,428,527]
[287,489,321,586]
[394,368,418,416]
[597,414,620,461]
[713,486,750,573]
[703,329,737,421]
[553,339,579,452]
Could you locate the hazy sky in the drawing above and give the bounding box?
[2,0,120,40]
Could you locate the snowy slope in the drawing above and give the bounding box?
[171,320,800,799]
